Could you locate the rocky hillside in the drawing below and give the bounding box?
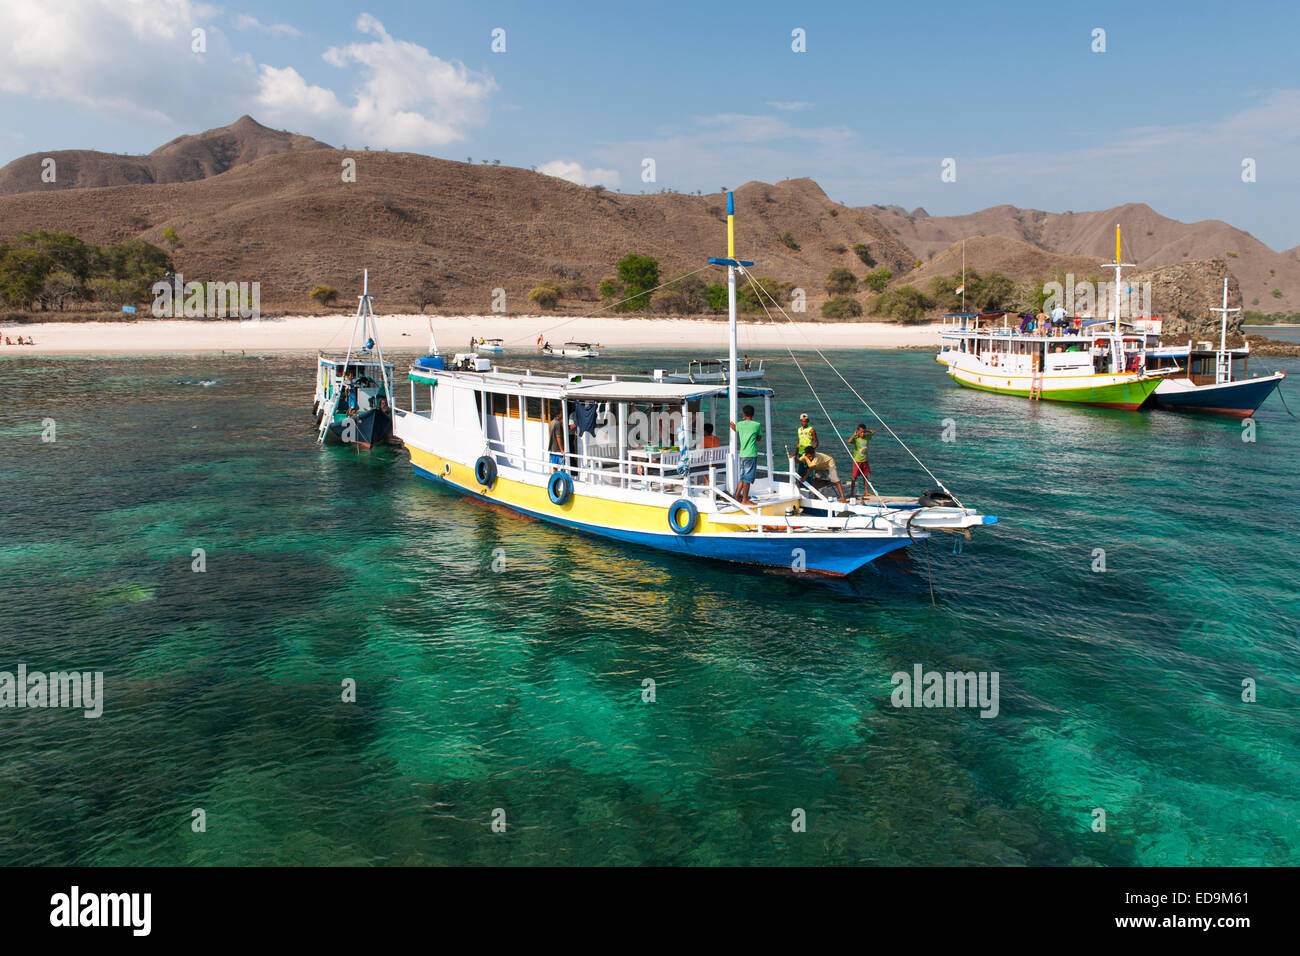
[872,202,1300,312]
[0,116,331,195]
[1,116,1296,320]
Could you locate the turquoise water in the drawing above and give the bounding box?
[1,347,1296,866]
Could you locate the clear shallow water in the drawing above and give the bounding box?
[1,347,1296,866]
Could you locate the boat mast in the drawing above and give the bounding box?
[1103,224,1133,334]
[707,191,752,491]
[727,192,739,487]
[1210,277,1239,384]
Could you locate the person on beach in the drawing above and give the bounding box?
[730,405,762,506]
[845,424,875,499]
[801,447,846,501]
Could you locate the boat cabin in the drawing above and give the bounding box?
[401,362,782,499]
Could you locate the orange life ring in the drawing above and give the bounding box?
[990,353,998,367]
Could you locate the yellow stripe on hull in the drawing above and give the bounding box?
[406,445,788,535]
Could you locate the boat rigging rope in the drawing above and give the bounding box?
[738,268,962,507]
[501,266,713,349]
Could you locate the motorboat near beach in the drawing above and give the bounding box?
[394,193,996,576]
[1145,279,1286,416]
[541,340,601,358]
[654,357,765,384]
[470,337,505,353]
[312,270,398,449]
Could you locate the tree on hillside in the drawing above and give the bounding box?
[821,296,863,319]
[653,274,710,314]
[528,282,563,309]
[162,227,180,250]
[614,254,660,310]
[415,278,443,311]
[869,285,933,323]
[310,285,338,307]
[854,243,876,267]
[863,268,892,294]
[825,267,858,296]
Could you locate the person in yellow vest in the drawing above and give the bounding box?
[795,414,818,479]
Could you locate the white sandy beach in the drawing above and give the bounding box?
[1,313,940,354]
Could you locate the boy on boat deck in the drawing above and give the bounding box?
[729,405,763,506]
[800,448,846,501]
[844,424,875,499]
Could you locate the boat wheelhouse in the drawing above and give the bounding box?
[394,192,996,576]
[655,357,765,384]
[312,270,398,448]
[1145,279,1285,416]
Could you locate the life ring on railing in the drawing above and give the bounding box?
[474,456,497,489]
[548,470,573,505]
[667,498,698,535]
[990,353,998,367]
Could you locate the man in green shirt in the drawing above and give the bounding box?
[845,423,876,500]
[729,404,763,506]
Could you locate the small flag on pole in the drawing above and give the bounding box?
[954,284,965,295]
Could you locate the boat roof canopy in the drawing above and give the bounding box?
[416,366,772,401]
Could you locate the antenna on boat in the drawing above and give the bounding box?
[1210,277,1239,383]
[1102,224,1134,333]
[707,191,754,490]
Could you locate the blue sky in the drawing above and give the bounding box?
[2,0,1298,248]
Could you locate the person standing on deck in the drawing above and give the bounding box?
[796,413,818,479]
[845,424,875,499]
[730,405,763,506]
[547,410,565,471]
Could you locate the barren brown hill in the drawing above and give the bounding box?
[0,116,332,195]
[0,156,914,312]
[871,201,1300,312]
[901,235,1106,290]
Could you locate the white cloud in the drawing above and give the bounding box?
[233,13,300,38]
[0,0,246,124]
[538,159,621,189]
[0,4,493,150]
[256,13,495,148]
[767,101,813,111]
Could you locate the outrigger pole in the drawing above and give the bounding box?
[707,191,753,492]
